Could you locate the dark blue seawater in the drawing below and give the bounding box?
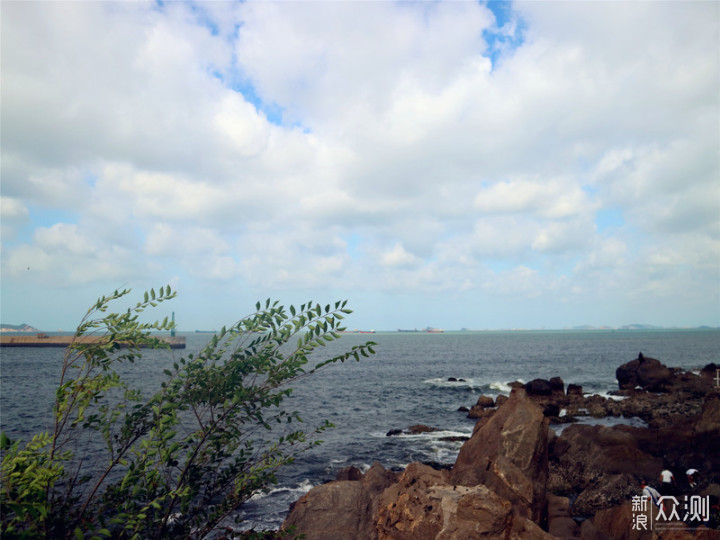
[2,330,718,532]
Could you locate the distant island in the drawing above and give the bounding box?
[0,323,40,333]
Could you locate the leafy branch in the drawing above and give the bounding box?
[1,287,376,539]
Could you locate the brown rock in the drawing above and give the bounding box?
[282,481,371,540]
[550,424,663,516]
[550,377,565,394]
[375,462,555,540]
[451,388,549,523]
[467,405,497,420]
[408,424,440,434]
[336,465,363,481]
[476,395,496,408]
[616,354,672,392]
[282,462,396,540]
[526,378,553,396]
[547,494,579,539]
[695,393,720,435]
[590,503,644,540]
[376,463,510,539]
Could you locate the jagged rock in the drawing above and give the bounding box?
[695,393,720,435]
[375,463,450,539]
[476,395,495,408]
[549,377,565,394]
[550,424,662,516]
[284,357,720,540]
[467,405,497,420]
[467,395,497,419]
[616,354,672,391]
[451,388,549,523]
[336,466,363,481]
[526,378,553,396]
[571,473,637,517]
[376,462,554,540]
[282,462,397,540]
[547,494,579,539]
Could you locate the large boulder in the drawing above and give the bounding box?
[549,424,663,516]
[616,354,672,392]
[282,462,397,540]
[376,462,554,540]
[450,388,549,524]
[695,393,720,436]
[547,494,579,539]
[525,378,553,396]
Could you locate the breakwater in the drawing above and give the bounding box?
[0,334,186,349]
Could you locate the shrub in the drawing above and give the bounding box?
[1,286,376,539]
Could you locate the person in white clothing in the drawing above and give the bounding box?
[641,480,662,507]
[686,468,699,489]
[660,468,677,496]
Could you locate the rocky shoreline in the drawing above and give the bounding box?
[279,356,720,539]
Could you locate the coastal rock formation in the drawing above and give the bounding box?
[282,462,397,540]
[376,463,553,540]
[525,378,553,396]
[284,389,551,539]
[616,354,713,395]
[451,389,548,523]
[616,354,672,391]
[546,494,579,539]
[282,356,719,539]
[549,424,663,515]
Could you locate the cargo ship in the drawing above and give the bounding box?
[398,327,444,333]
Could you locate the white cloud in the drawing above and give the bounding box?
[1,197,29,222]
[0,1,717,329]
[474,177,595,220]
[380,243,422,268]
[5,223,143,285]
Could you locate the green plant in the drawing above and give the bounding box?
[1,286,376,539]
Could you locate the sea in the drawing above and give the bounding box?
[1,329,718,533]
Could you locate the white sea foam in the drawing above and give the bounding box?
[248,479,315,502]
[423,377,482,389]
[488,380,518,394]
[376,428,472,440]
[423,377,524,395]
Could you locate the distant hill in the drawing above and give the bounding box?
[0,323,40,333]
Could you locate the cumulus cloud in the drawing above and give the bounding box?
[380,243,422,268]
[0,0,717,329]
[1,197,29,222]
[5,223,143,286]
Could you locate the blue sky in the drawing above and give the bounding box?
[1,1,718,331]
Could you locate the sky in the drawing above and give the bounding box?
[1,1,719,332]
